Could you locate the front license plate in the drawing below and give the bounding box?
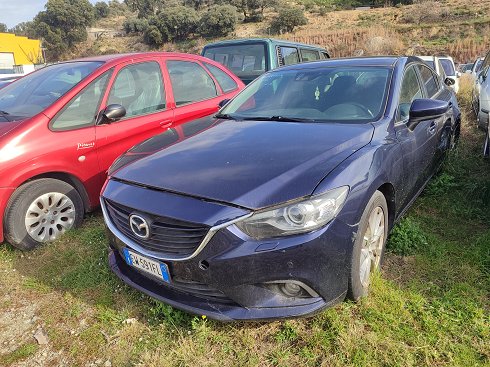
[122,248,170,283]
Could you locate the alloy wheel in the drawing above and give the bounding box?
[24,192,76,242]
[359,206,385,288]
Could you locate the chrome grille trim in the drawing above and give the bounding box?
[101,197,252,262]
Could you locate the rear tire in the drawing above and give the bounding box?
[347,190,388,301]
[4,179,84,251]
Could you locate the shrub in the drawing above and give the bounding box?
[401,0,450,24]
[153,5,199,42]
[144,25,163,46]
[123,18,149,34]
[270,7,307,34]
[387,218,428,256]
[199,5,238,38]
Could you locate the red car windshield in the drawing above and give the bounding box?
[0,61,103,121]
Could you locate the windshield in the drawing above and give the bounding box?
[440,59,455,76]
[220,66,391,123]
[0,61,103,120]
[203,43,267,83]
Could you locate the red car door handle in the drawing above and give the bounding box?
[160,120,172,128]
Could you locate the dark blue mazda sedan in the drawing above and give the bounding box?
[101,57,460,321]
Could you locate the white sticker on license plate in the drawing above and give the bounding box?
[122,248,170,283]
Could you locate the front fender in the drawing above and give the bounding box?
[313,142,400,229]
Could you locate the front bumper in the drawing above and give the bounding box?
[109,248,344,321]
[0,187,15,243]
[102,180,353,320]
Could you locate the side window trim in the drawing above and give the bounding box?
[50,69,113,132]
[104,60,167,122]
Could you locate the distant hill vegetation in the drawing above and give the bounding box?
[5,0,490,63]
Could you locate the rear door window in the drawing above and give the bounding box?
[167,60,217,106]
[107,61,166,118]
[300,49,320,62]
[204,63,238,93]
[417,64,439,98]
[278,46,300,66]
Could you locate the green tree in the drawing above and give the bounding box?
[124,0,165,18]
[9,22,37,37]
[151,5,199,41]
[231,0,272,22]
[199,5,238,37]
[31,0,95,60]
[123,17,149,33]
[0,23,7,33]
[94,1,110,18]
[144,24,164,46]
[270,7,307,34]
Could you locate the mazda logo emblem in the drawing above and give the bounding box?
[129,214,150,239]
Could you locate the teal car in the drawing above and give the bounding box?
[202,38,329,84]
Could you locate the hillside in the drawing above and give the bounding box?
[70,0,490,63]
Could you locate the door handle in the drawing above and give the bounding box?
[160,120,172,129]
[428,121,437,134]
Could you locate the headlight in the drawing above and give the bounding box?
[235,186,349,240]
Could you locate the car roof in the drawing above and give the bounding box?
[416,56,436,61]
[203,38,326,51]
[60,52,207,64]
[275,56,401,71]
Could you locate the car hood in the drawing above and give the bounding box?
[114,119,374,209]
[0,119,23,137]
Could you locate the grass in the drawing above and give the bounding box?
[0,79,489,366]
[0,343,39,365]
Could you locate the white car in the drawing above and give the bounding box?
[469,57,484,78]
[473,51,490,130]
[439,56,460,94]
[416,56,457,90]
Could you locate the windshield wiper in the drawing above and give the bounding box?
[0,110,9,115]
[242,115,313,122]
[214,113,236,120]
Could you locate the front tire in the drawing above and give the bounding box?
[4,179,84,250]
[347,190,388,301]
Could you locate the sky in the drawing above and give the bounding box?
[0,0,107,28]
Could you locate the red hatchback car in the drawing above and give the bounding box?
[0,52,244,250]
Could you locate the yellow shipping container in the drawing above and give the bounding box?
[0,32,44,68]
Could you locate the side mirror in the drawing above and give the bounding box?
[97,104,126,125]
[218,99,230,108]
[444,77,456,86]
[408,99,449,130]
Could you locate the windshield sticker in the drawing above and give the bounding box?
[315,86,320,100]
